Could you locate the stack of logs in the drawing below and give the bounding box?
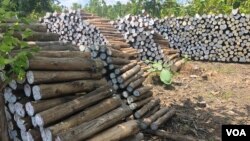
[41,10,107,50]
[112,12,165,63]
[1,19,178,141]
[154,9,250,62]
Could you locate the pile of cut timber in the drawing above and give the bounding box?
[112,12,165,63]
[154,9,250,62]
[41,10,107,50]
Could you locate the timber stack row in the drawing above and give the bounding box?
[1,16,177,141]
[154,9,250,62]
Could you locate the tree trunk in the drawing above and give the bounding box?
[32,79,106,100]
[25,96,78,116]
[26,71,102,84]
[28,57,103,71]
[87,120,140,141]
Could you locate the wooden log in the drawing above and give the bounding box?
[133,86,153,96]
[26,71,102,84]
[142,105,160,119]
[119,71,143,89]
[32,79,106,100]
[34,51,90,58]
[122,132,144,141]
[127,77,145,92]
[13,32,59,41]
[150,108,176,130]
[140,107,168,129]
[129,97,153,110]
[117,65,141,83]
[55,105,132,141]
[145,129,199,141]
[46,96,122,140]
[25,96,78,116]
[115,61,137,75]
[127,91,153,104]
[28,57,103,71]
[87,120,140,141]
[170,59,186,72]
[16,116,32,131]
[134,99,160,119]
[26,128,42,141]
[107,57,130,65]
[27,42,78,51]
[34,85,113,127]
[0,23,47,32]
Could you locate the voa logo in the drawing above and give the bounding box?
[226,129,247,136]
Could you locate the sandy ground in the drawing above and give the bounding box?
[145,61,250,141]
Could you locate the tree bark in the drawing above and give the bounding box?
[87,120,140,141]
[32,79,106,100]
[25,96,78,116]
[34,85,113,127]
[56,105,132,141]
[28,57,103,71]
[47,96,122,141]
[26,71,102,84]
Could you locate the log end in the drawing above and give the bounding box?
[31,116,37,127]
[133,91,140,97]
[25,102,34,116]
[24,84,32,97]
[150,123,158,130]
[26,131,35,141]
[21,131,28,141]
[26,71,34,84]
[32,86,42,100]
[35,114,44,127]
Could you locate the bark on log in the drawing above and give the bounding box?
[150,108,176,130]
[133,86,153,96]
[28,57,103,71]
[0,23,47,32]
[25,96,78,116]
[32,79,106,100]
[170,59,186,72]
[119,71,143,89]
[26,71,102,84]
[129,97,153,110]
[26,128,42,141]
[34,51,90,58]
[55,105,132,141]
[34,85,113,127]
[140,107,168,129]
[142,105,160,119]
[122,132,144,141]
[87,120,140,141]
[127,91,153,104]
[134,99,160,119]
[13,32,59,41]
[145,130,200,141]
[115,61,137,74]
[117,65,141,83]
[46,96,122,140]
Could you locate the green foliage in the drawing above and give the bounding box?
[0,0,57,17]
[0,9,36,82]
[147,60,173,85]
[83,0,250,19]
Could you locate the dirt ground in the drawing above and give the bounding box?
[145,61,250,141]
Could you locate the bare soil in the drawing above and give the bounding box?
[145,61,250,141]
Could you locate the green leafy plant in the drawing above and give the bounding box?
[0,8,37,83]
[146,60,174,85]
